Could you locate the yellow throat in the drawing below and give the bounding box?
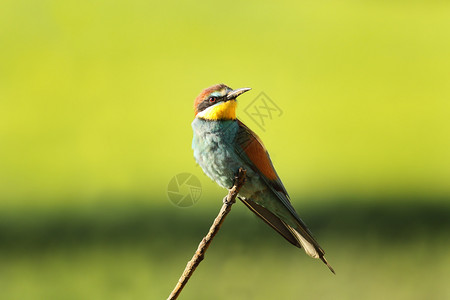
[197,100,237,120]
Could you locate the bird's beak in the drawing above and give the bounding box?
[226,87,251,100]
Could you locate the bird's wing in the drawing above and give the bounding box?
[234,119,304,224]
[234,120,334,272]
[234,120,288,193]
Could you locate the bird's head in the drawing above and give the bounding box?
[194,84,251,120]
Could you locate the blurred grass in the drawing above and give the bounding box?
[0,198,449,299]
[1,0,450,299]
[1,238,449,300]
[1,197,449,250]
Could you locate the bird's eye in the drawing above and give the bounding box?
[209,96,217,103]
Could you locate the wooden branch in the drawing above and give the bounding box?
[168,168,247,300]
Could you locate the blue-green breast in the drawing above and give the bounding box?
[191,118,243,189]
[192,118,292,224]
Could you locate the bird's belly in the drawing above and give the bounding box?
[193,140,266,199]
[193,139,239,189]
[192,118,266,194]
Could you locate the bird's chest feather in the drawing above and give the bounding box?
[192,119,241,188]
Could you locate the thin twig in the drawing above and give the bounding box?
[168,168,247,300]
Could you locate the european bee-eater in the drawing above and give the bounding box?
[191,84,334,273]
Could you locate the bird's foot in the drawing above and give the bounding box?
[234,169,246,185]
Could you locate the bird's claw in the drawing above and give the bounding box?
[234,169,246,185]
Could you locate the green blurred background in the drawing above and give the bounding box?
[1,0,449,299]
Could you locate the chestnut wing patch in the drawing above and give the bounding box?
[235,120,287,194]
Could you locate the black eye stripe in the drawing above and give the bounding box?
[197,95,225,112]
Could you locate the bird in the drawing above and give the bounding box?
[191,83,334,274]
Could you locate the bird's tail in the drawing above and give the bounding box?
[285,223,335,274]
[239,197,335,274]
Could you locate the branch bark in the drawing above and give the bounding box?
[167,168,247,300]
